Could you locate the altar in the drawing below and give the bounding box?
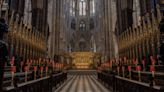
[70,52,95,69]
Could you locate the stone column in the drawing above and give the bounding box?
[55,0,61,55]
[75,0,80,51]
[108,0,112,59]
[51,0,56,58]
[86,0,90,31]
[59,0,64,54]
[104,0,109,60]
[106,0,110,59]
[101,0,106,57]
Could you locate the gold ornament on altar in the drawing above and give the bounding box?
[70,52,95,69]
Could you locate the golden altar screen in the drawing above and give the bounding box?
[70,52,95,69]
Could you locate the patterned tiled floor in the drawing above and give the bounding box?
[56,75,110,92]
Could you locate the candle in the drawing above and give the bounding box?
[40,66,44,78]
[128,66,132,79]
[122,66,125,77]
[142,60,145,71]
[24,66,29,82]
[117,66,120,76]
[150,65,155,77]
[46,66,48,76]
[20,61,24,72]
[150,56,155,66]
[11,66,16,85]
[10,57,15,66]
[136,65,141,81]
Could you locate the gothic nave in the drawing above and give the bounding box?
[0,0,164,92]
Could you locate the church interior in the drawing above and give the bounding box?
[0,0,164,92]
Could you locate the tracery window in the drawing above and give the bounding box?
[79,0,86,16]
[70,0,75,16]
[80,21,86,31]
[90,0,95,15]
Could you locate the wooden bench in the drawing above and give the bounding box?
[131,71,164,86]
[98,71,164,92]
[3,72,67,92]
[115,76,164,92]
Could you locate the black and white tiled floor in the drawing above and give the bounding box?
[55,74,110,92]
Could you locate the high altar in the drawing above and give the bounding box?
[70,52,95,69]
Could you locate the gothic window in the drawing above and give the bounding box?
[79,1,82,15]
[70,0,75,16]
[80,21,86,31]
[79,0,86,16]
[24,0,32,28]
[90,0,95,15]
[73,1,75,16]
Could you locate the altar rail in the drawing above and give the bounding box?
[3,72,67,92]
[98,71,164,92]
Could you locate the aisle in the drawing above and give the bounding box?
[56,75,110,92]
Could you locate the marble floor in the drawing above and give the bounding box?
[55,75,110,92]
